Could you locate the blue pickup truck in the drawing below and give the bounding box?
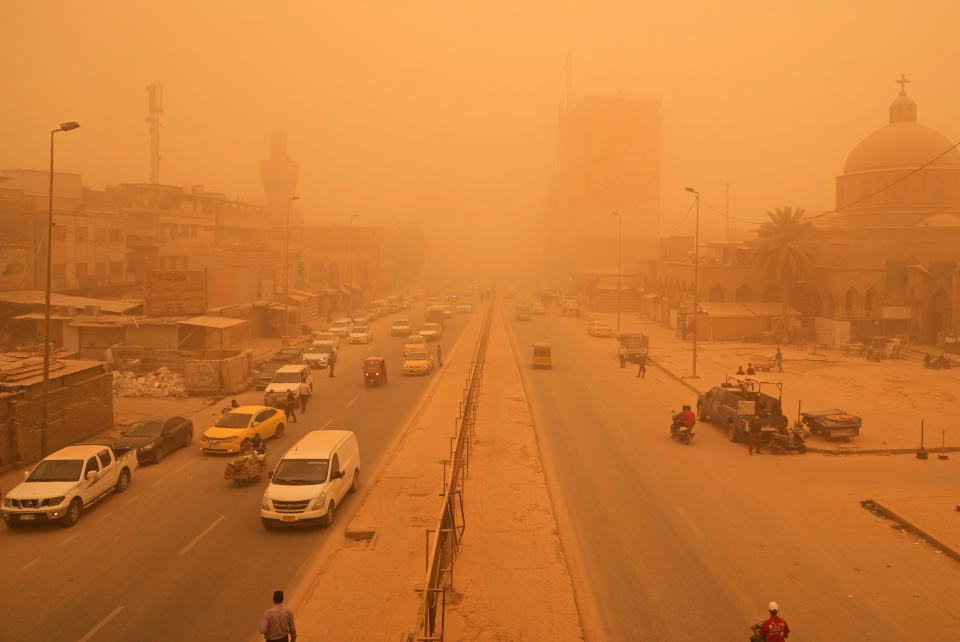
[697,376,787,443]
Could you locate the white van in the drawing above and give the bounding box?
[263,364,313,407]
[260,430,360,528]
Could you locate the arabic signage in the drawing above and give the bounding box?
[144,270,207,316]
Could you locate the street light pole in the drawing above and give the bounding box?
[612,211,622,332]
[684,187,700,378]
[41,121,79,457]
[283,195,300,338]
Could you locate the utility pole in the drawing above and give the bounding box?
[612,211,622,332]
[685,187,700,378]
[42,121,79,457]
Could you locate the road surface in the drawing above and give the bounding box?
[0,308,473,642]
[505,303,960,641]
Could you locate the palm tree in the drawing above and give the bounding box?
[753,207,815,340]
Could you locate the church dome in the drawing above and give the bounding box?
[843,82,960,174]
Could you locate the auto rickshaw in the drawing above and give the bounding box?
[532,343,552,369]
[363,356,388,386]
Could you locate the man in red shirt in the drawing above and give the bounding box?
[672,405,696,436]
[758,601,790,641]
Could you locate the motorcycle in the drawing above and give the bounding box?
[669,411,694,445]
[923,353,952,370]
[769,427,806,454]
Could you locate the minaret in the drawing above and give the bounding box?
[146,84,163,184]
[259,128,300,228]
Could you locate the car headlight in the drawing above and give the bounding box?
[221,437,237,444]
[140,443,155,451]
[308,492,327,511]
[45,496,65,506]
[262,496,271,510]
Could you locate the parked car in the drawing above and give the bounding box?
[2,444,137,528]
[255,348,304,390]
[113,415,194,464]
[799,410,862,439]
[304,341,337,369]
[264,364,313,407]
[617,332,649,362]
[349,325,374,344]
[200,406,286,454]
[697,377,787,443]
[260,430,360,528]
[328,318,354,338]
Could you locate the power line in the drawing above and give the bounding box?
[667,200,697,235]
[699,199,764,226]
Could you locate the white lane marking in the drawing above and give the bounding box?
[346,395,359,408]
[59,533,80,547]
[18,557,40,572]
[95,511,113,523]
[178,515,226,556]
[321,418,333,429]
[122,493,141,506]
[151,479,164,488]
[78,605,124,642]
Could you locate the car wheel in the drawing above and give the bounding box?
[321,501,335,527]
[115,468,131,493]
[350,469,359,493]
[274,423,285,439]
[60,499,82,528]
[5,519,23,530]
[727,422,738,442]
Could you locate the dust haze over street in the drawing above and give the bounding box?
[2,2,960,641]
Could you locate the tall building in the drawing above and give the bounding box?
[259,128,300,229]
[549,96,662,272]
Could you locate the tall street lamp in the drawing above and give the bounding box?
[283,195,300,338]
[684,187,701,378]
[41,121,80,457]
[612,211,622,332]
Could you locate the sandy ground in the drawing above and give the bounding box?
[589,311,960,451]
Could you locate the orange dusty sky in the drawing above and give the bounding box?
[2,1,959,252]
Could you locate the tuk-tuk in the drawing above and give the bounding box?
[532,343,552,369]
[363,356,388,386]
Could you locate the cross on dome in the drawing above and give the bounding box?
[896,73,911,95]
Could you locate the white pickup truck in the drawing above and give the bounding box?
[1,444,137,529]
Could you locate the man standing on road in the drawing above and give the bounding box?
[259,590,297,642]
[774,348,783,372]
[746,362,756,375]
[285,390,298,423]
[328,350,336,378]
[437,343,443,367]
[298,380,311,413]
[755,601,789,641]
[619,351,626,368]
[636,354,647,378]
[748,415,763,454]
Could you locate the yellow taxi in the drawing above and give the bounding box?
[402,334,427,355]
[402,349,435,375]
[200,405,286,454]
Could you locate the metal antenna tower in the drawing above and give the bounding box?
[146,83,163,184]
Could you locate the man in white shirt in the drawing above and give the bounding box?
[259,590,297,642]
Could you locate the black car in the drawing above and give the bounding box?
[113,416,194,464]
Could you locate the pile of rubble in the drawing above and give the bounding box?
[112,367,188,398]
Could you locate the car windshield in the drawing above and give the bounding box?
[272,459,329,485]
[125,420,164,437]
[216,413,252,428]
[271,372,301,383]
[314,333,335,341]
[309,342,334,353]
[407,352,428,360]
[353,326,369,333]
[27,459,83,482]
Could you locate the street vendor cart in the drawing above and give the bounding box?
[224,451,267,487]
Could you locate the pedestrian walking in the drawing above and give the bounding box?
[736,365,745,375]
[328,350,336,378]
[285,390,298,423]
[748,415,763,455]
[636,354,647,378]
[437,343,443,367]
[746,362,756,375]
[619,351,626,368]
[298,380,311,413]
[259,590,297,642]
[774,348,783,372]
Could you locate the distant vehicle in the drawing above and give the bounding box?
[532,343,552,369]
[350,311,371,325]
[403,335,427,355]
[697,376,786,443]
[531,302,546,315]
[2,444,136,528]
[391,319,412,336]
[365,301,385,320]
[515,304,531,321]
[503,288,517,299]
[587,321,612,337]
[560,297,580,317]
[419,323,443,341]
[310,331,340,349]
[260,429,360,528]
[617,332,649,363]
[304,340,337,368]
[424,305,445,325]
[455,303,473,313]
[113,415,194,464]
[264,364,313,407]
[328,318,354,338]
[386,295,402,313]
[442,305,454,318]
[256,349,304,390]
[349,325,374,344]
[200,405,286,454]
[799,410,862,440]
[402,350,435,375]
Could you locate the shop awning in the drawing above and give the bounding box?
[178,316,247,329]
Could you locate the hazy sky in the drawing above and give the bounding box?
[3,1,959,250]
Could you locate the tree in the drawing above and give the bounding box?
[753,207,815,340]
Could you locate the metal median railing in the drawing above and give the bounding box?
[409,299,494,641]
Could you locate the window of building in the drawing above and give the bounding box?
[190,225,198,238]
[75,227,88,242]
[75,263,88,279]
[53,226,67,241]
[95,228,106,242]
[110,261,123,275]
[108,228,122,242]
[52,264,66,279]
[95,262,107,276]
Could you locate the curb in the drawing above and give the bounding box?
[809,446,960,456]
[861,498,960,565]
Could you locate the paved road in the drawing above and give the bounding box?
[505,304,960,641]
[0,308,474,642]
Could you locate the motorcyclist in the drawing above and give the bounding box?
[672,405,696,435]
[751,601,790,641]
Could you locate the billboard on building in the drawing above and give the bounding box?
[144,270,207,316]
